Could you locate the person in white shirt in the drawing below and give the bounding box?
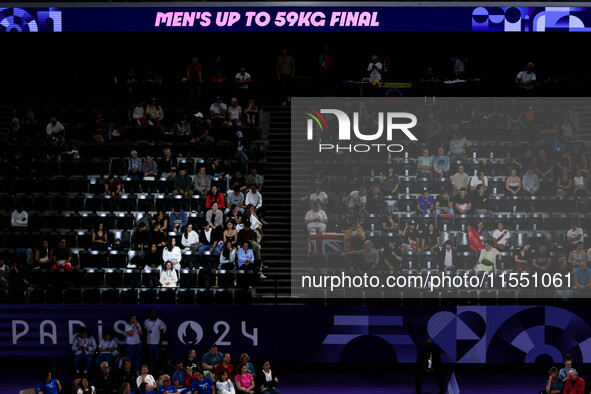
[219,241,237,270]
[46,116,65,139]
[96,331,119,368]
[125,313,143,374]
[71,327,97,374]
[136,365,157,392]
[143,308,167,371]
[492,221,510,251]
[367,55,383,82]
[228,98,242,127]
[469,172,489,193]
[11,205,28,227]
[162,237,182,273]
[245,184,267,223]
[235,67,251,90]
[515,62,536,90]
[309,185,328,207]
[216,370,236,394]
[566,220,584,250]
[304,202,328,234]
[160,261,179,289]
[181,223,200,250]
[77,376,96,394]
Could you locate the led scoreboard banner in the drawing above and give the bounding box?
[2,5,591,32]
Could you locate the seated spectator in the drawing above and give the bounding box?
[229,170,248,193]
[34,239,51,268]
[216,370,236,394]
[206,185,225,210]
[223,220,237,246]
[345,186,368,216]
[434,189,454,226]
[206,202,225,239]
[160,261,178,288]
[453,187,472,214]
[367,185,387,214]
[539,114,560,150]
[46,116,66,144]
[104,175,123,196]
[555,151,574,174]
[568,242,586,267]
[245,184,266,223]
[181,223,199,251]
[492,221,510,251]
[214,353,235,381]
[234,363,255,394]
[573,169,591,197]
[505,98,524,131]
[219,241,237,270]
[208,158,227,190]
[120,382,132,394]
[304,202,328,234]
[91,222,109,251]
[199,223,222,264]
[470,171,488,193]
[228,98,242,127]
[191,112,214,143]
[475,239,500,272]
[416,148,434,178]
[96,331,119,369]
[116,359,138,393]
[544,366,564,394]
[129,101,151,126]
[193,166,211,199]
[505,168,522,196]
[380,165,400,196]
[450,164,470,197]
[532,243,552,274]
[556,166,573,198]
[381,211,399,234]
[36,371,62,394]
[226,205,244,231]
[141,155,159,194]
[449,131,470,163]
[149,223,167,252]
[309,185,328,207]
[234,131,249,164]
[128,150,143,182]
[171,360,185,389]
[132,222,150,251]
[136,365,158,392]
[162,238,182,273]
[209,97,228,127]
[192,367,215,394]
[400,220,420,252]
[173,168,193,197]
[77,376,96,394]
[382,237,403,271]
[556,256,574,277]
[438,240,456,273]
[52,238,73,271]
[472,184,494,220]
[514,242,531,272]
[422,111,443,148]
[566,220,584,250]
[534,148,554,181]
[145,98,164,131]
[417,189,434,216]
[72,327,97,374]
[575,152,589,176]
[169,207,188,233]
[244,99,258,128]
[421,223,440,252]
[237,221,261,260]
[245,168,264,191]
[522,167,540,196]
[415,339,444,394]
[512,148,534,175]
[255,361,282,394]
[433,147,451,178]
[563,370,585,394]
[10,204,28,227]
[559,354,578,382]
[144,244,164,272]
[573,261,591,290]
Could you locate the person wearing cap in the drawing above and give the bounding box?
[401,220,420,252]
[434,189,454,226]
[209,97,228,127]
[417,189,434,216]
[228,97,243,128]
[191,112,214,143]
[450,164,470,198]
[515,62,536,90]
[453,187,472,214]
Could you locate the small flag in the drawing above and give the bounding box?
[468,226,484,252]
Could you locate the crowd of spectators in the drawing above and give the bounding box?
[34,309,282,394]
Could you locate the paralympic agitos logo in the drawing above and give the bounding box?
[305,108,418,153]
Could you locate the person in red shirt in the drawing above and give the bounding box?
[206,185,225,209]
[183,364,197,389]
[214,353,235,380]
[563,369,585,394]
